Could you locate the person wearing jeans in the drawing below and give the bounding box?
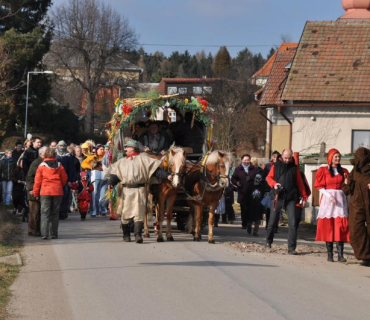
[89,163,108,217]
[0,150,14,205]
[32,148,68,240]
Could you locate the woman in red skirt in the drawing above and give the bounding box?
[314,148,349,262]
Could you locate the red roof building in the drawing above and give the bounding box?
[157,78,220,96]
[257,0,370,157]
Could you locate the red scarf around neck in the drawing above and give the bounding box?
[126,151,140,160]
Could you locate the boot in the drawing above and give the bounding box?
[214,214,220,227]
[336,241,347,262]
[122,223,131,242]
[247,222,252,235]
[326,242,334,262]
[221,214,227,224]
[134,221,143,243]
[253,223,259,237]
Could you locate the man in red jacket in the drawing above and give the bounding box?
[266,149,307,254]
[33,148,68,240]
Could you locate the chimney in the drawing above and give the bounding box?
[340,0,370,19]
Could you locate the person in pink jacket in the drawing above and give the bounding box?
[33,148,68,239]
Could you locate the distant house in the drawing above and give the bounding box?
[256,2,370,156]
[157,78,220,97]
[252,43,298,87]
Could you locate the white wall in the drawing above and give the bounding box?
[291,107,370,155]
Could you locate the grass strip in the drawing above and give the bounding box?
[0,205,23,320]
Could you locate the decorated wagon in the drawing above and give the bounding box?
[106,94,215,231]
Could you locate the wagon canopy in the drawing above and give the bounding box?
[108,94,213,129]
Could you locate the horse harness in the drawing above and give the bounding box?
[184,153,228,202]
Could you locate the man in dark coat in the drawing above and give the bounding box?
[231,154,259,229]
[56,140,77,219]
[266,149,308,254]
[26,146,47,236]
[21,137,42,176]
[12,141,24,165]
[262,150,281,231]
[342,147,370,267]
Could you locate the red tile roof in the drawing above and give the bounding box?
[259,48,297,106]
[282,20,370,103]
[253,43,298,79]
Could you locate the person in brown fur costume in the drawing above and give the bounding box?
[342,147,370,267]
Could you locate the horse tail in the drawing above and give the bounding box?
[186,201,195,234]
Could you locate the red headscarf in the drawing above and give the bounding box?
[327,148,341,165]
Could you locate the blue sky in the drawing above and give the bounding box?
[51,0,345,58]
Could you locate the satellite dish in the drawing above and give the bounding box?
[27,133,32,140]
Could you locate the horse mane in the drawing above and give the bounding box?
[169,146,186,164]
[206,150,233,165]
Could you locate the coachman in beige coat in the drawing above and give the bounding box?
[108,139,170,243]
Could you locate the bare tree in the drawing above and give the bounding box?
[280,33,293,43]
[49,0,138,133]
[208,80,266,154]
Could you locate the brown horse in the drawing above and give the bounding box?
[185,150,234,243]
[143,147,187,242]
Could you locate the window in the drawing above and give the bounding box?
[178,87,187,94]
[167,87,177,94]
[352,130,370,152]
[203,86,212,94]
[193,86,202,95]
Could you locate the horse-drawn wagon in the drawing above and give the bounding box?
[106,94,234,243]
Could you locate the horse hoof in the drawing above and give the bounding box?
[193,237,201,242]
[167,236,174,241]
[208,240,215,244]
[144,234,150,238]
[157,237,164,242]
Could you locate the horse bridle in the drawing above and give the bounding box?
[164,151,186,188]
[202,157,229,192]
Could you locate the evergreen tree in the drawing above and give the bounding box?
[213,46,231,78]
[267,47,276,60]
[0,0,53,139]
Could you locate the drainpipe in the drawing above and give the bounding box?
[259,109,273,158]
[278,105,292,149]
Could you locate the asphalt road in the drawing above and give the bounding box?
[8,213,370,320]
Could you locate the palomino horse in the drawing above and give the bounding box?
[143,147,187,242]
[185,150,234,243]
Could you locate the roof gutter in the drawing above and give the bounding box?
[278,105,292,149]
[279,103,370,107]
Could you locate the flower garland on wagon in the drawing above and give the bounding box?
[107,94,214,144]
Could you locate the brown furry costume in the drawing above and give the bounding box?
[342,147,370,261]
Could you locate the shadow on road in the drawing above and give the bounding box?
[139,261,277,268]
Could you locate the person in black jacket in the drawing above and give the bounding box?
[0,150,15,205]
[231,154,259,230]
[21,137,42,176]
[12,141,24,165]
[11,165,26,215]
[266,149,308,254]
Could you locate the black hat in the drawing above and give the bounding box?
[135,121,146,128]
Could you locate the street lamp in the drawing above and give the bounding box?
[24,71,54,138]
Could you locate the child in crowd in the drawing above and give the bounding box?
[247,174,266,236]
[75,171,94,221]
